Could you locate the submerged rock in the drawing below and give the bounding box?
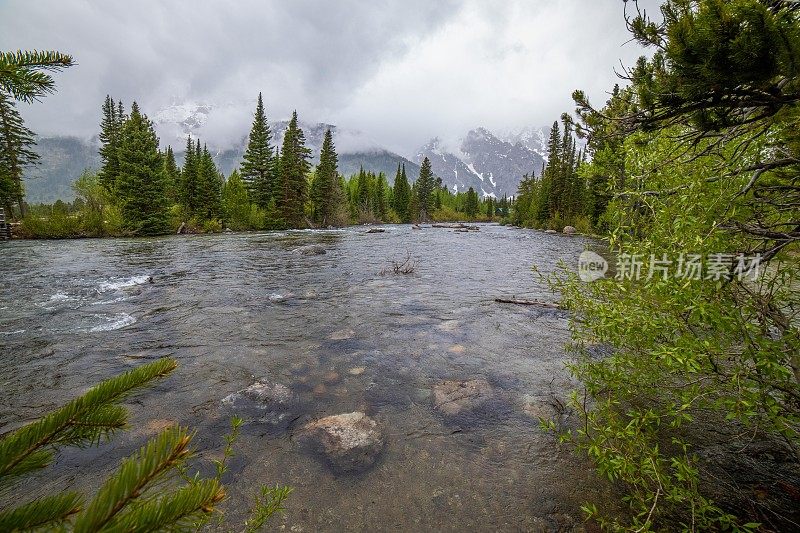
[432,379,496,417]
[221,381,299,430]
[329,328,355,340]
[293,244,327,255]
[296,412,384,472]
[521,395,556,421]
[562,225,576,235]
[544,229,557,234]
[366,227,386,233]
[322,370,342,384]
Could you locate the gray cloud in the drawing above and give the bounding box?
[0,0,659,157]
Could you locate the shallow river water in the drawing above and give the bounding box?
[0,224,610,531]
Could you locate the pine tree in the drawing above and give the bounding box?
[98,95,126,191]
[198,144,222,221]
[373,174,387,220]
[277,111,312,227]
[537,121,560,222]
[116,102,169,235]
[162,145,180,204]
[179,136,200,216]
[356,166,370,215]
[416,157,435,222]
[464,187,479,218]
[240,93,274,209]
[0,93,37,217]
[392,163,411,222]
[486,197,494,218]
[311,128,339,226]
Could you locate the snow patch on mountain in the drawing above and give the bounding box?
[416,126,546,198]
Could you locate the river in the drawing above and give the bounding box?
[0,224,609,531]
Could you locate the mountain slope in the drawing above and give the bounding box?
[415,127,545,198]
[24,136,101,203]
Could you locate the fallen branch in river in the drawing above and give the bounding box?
[494,298,562,309]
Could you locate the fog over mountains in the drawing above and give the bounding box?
[24,101,549,203]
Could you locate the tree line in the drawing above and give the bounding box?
[511,116,591,232]
[13,91,508,237]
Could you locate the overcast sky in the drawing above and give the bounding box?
[0,0,658,157]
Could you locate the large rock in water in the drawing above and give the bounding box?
[293,244,327,255]
[296,412,384,473]
[432,379,496,418]
[562,225,577,235]
[221,381,299,431]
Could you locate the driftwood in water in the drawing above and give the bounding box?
[494,298,562,309]
[381,252,416,275]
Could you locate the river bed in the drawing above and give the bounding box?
[0,224,609,531]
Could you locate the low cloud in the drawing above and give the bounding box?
[0,0,659,156]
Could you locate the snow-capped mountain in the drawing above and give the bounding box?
[496,125,549,161]
[416,127,545,198]
[152,101,214,137]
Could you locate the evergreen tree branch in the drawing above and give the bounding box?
[0,50,74,103]
[0,492,83,531]
[101,479,224,532]
[0,358,177,480]
[73,425,193,532]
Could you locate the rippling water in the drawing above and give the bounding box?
[0,224,610,531]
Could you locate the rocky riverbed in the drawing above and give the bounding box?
[0,224,610,531]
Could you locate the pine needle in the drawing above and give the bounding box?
[73,425,192,532]
[0,358,177,481]
[0,492,82,531]
[103,479,225,532]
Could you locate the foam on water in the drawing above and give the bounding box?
[39,292,77,310]
[269,292,293,302]
[88,313,136,332]
[91,295,130,305]
[98,275,151,292]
